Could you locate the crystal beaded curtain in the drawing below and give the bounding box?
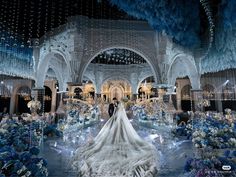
[0,75,12,98]
[0,0,135,79]
[201,69,236,101]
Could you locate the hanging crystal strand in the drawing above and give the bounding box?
[11,0,16,43]
[99,0,103,56]
[200,0,215,57]
[1,0,7,49]
[50,0,55,35]
[13,0,19,48]
[26,1,34,74]
[35,0,42,47]
[58,0,63,27]
[8,0,14,54]
[21,0,28,48]
[90,0,94,53]
[0,0,4,47]
[27,1,34,48]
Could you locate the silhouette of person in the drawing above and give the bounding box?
[108,97,117,117]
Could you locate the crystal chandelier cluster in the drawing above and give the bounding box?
[92,49,146,65]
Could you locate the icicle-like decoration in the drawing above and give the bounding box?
[0,51,34,79]
[201,0,236,74]
[220,0,236,30]
[109,0,201,47]
[201,29,236,74]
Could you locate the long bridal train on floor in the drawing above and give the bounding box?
[73,102,159,177]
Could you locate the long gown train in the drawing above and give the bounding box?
[73,103,159,177]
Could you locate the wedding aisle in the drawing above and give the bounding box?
[41,121,194,177]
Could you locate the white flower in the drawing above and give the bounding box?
[0,128,7,134]
[229,138,236,145]
[25,171,31,177]
[200,132,206,137]
[17,165,27,174]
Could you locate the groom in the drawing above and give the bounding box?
[108,97,117,117]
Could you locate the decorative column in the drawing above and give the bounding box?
[215,92,223,113]
[176,84,182,111]
[69,51,82,84]
[191,89,203,112]
[130,73,139,101]
[32,46,40,73]
[51,82,57,112]
[94,71,103,103]
[9,93,16,114]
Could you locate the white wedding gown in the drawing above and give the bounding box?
[73,103,159,177]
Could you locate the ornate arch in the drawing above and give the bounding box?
[181,84,192,100]
[79,46,159,84]
[36,51,70,89]
[167,53,200,89]
[109,85,125,101]
[136,74,154,93]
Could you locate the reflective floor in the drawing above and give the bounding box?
[40,120,194,177]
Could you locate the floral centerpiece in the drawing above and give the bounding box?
[27,99,41,114]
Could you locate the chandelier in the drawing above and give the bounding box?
[17,86,31,101]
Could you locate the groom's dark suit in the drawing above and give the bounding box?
[108,103,115,117]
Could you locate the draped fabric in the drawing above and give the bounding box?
[73,103,159,177]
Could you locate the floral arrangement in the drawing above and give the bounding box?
[183,150,236,177]
[27,100,41,113]
[132,103,158,120]
[186,114,236,149]
[0,120,48,176]
[172,123,189,137]
[60,103,100,137]
[197,99,211,108]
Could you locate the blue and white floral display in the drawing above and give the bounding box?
[0,120,48,176]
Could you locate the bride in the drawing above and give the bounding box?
[73,101,159,177]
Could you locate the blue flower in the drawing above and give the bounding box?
[29,147,40,156]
